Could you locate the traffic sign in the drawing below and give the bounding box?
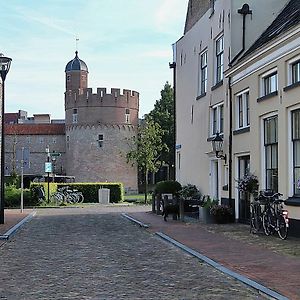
[51,152,61,157]
[45,162,52,173]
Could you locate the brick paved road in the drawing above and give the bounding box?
[0,207,267,299]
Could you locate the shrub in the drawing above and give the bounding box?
[5,185,35,208]
[30,182,124,204]
[200,195,218,208]
[179,184,201,199]
[210,204,233,223]
[154,180,182,196]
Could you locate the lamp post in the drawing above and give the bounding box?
[0,54,12,224]
[211,132,227,163]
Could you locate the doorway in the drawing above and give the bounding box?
[238,155,250,222]
[211,160,219,200]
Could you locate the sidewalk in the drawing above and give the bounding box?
[0,209,31,245]
[127,211,300,300]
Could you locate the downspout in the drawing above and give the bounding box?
[228,4,252,215]
[229,4,252,67]
[228,76,233,208]
[170,43,177,181]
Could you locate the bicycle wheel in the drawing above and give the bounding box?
[50,192,64,205]
[77,193,84,203]
[262,211,274,236]
[277,215,288,240]
[65,193,76,204]
[250,204,259,233]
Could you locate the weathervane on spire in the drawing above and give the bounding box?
[75,35,79,52]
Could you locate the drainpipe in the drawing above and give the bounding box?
[169,43,177,181]
[228,4,252,216]
[228,76,233,210]
[229,3,252,66]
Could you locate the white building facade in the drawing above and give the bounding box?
[174,0,290,217]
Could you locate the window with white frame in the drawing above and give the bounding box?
[291,60,300,84]
[292,109,300,195]
[215,35,224,84]
[235,90,250,129]
[261,69,278,97]
[125,108,130,124]
[72,108,78,124]
[287,56,300,86]
[211,103,224,135]
[264,116,278,192]
[198,50,207,96]
[98,134,104,148]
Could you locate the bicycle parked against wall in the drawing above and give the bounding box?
[250,190,289,240]
[50,186,84,205]
[262,192,289,240]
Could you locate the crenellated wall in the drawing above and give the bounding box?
[65,87,139,126]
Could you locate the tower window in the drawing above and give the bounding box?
[98,134,104,148]
[67,75,71,82]
[66,136,70,150]
[125,108,130,124]
[72,109,78,124]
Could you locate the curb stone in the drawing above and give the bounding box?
[156,232,290,300]
[0,211,37,240]
[121,213,290,300]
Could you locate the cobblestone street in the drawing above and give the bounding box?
[0,206,267,300]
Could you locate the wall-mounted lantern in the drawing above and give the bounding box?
[211,132,227,163]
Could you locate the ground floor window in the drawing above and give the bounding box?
[292,109,300,195]
[264,116,278,192]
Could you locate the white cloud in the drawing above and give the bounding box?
[155,0,188,32]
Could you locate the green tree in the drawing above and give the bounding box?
[149,82,175,180]
[126,116,166,203]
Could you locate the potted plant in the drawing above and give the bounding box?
[198,196,218,223]
[210,204,233,224]
[237,173,259,196]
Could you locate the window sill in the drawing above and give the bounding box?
[196,93,206,100]
[257,91,278,102]
[285,197,300,206]
[283,81,300,92]
[211,80,223,91]
[233,127,250,135]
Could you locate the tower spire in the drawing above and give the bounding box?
[75,35,79,53]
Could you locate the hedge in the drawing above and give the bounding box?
[30,182,124,204]
[154,180,182,196]
[5,185,36,208]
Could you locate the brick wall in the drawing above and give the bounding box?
[65,124,138,191]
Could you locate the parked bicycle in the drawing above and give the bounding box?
[250,190,289,240]
[262,193,289,240]
[50,186,84,205]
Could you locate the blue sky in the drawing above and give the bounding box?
[1,0,188,119]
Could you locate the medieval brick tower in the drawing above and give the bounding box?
[64,51,139,192]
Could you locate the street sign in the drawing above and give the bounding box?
[51,152,61,157]
[45,162,52,173]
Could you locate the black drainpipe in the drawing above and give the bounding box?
[169,62,176,181]
[228,4,252,214]
[229,3,252,66]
